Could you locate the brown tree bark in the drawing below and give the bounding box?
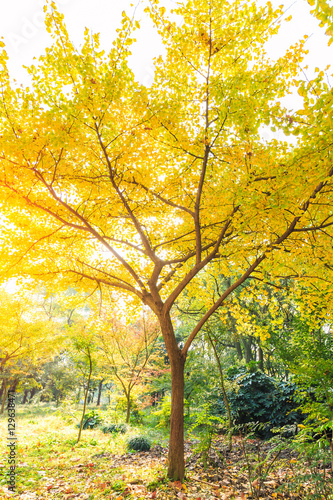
[0,379,7,414]
[168,352,185,481]
[258,345,264,371]
[0,379,5,402]
[29,387,37,403]
[22,388,30,404]
[9,379,19,393]
[242,336,254,363]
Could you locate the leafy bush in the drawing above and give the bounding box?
[226,364,247,380]
[127,436,151,452]
[102,423,127,434]
[189,402,226,466]
[130,408,144,424]
[81,409,104,430]
[151,394,171,428]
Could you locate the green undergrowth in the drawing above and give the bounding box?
[0,404,169,497]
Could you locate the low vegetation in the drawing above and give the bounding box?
[0,394,332,499]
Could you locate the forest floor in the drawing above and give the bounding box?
[0,405,332,499]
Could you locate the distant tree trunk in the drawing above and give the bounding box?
[22,389,29,404]
[125,390,131,424]
[242,337,253,363]
[29,387,37,403]
[235,340,243,361]
[77,349,93,444]
[9,379,19,393]
[0,379,5,401]
[258,346,264,371]
[96,379,104,406]
[151,391,157,407]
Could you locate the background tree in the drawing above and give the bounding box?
[67,322,97,443]
[95,302,161,423]
[34,355,78,406]
[0,289,60,410]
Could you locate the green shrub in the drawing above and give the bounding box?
[226,365,247,380]
[81,409,104,430]
[130,408,144,424]
[102,423,127,434]
[127,436,151,452]
[214,370,303,437]
[189,402,226,467]
[151,394,171,428]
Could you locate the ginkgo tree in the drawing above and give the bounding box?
[0,289,58,371]
[67,321,97,443]
[0,0,333,480]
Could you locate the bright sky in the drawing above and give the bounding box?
[0,0,332,92]
[0,0,163,86]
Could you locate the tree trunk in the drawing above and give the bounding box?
[258,346,264,371]
[159,312,186,482]
[242,336,253,363]
[96,379,104,406]
[125,391,131,424]
[9,379,19,393]
[168,352,185,481]
[0,380,7,414]
[22,389,29,404]
[235,340,243,361]
[0,378,6,403]
[29,387,37,403]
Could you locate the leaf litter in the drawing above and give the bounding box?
[1,435,331,500]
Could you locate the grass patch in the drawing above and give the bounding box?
[0,404,168,498]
